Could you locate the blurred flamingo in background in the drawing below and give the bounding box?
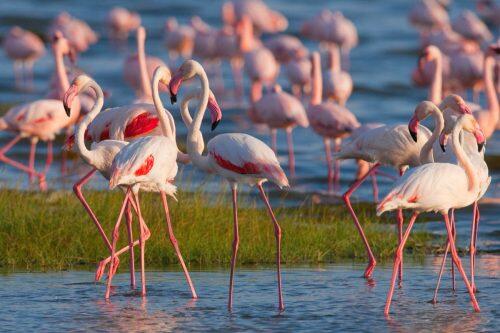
[164,17,194,64]
[107,7,141,40]
[452,10,493,44]
[169,59,288,311]
[476,0,500,26]
[223,0,288,34]
[322,46,353,106]
[308,52,359,192]
[106,66,196,300]
[284,54,311,98]
[377,114,485,315]
[2,26,45,90]
[48,12,98,55]
[408,0,450,31]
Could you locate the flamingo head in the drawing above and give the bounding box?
[52,31,77,64]
[153,65,172,92]
[461,115,486,152]
[409,101,438,142]
[208,90,222,131]
[417,45,440,73]
[438,133,448,152]
[169,60,202,104]
[439,94,471,115]
[408,114,419,142]
[63,75,91,116]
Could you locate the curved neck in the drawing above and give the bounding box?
[419,105,445,163]
[250,81,262,103]
[137,33,152,99]
[53,45,70,95]
[76,80,104,165]
[428,55,442,104]
[483,54,499,124]
[152,74,174,139]
[329,46,341,72]
[310,53,322,106]
[186,67,212,172]
[451,122,478,192]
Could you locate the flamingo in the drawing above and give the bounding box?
[452,10,493,44]
[265,35,308,64]
[48,12,98,54]
[106,7,141,40]
[284,55,311,98]
[106,65,197,300]
[63,75,151,287]
[124,26,169,103]
[408,0,450,31]
[476,0,500,26]
[164,18,195,63]
[224,0,288,34]
[308,52,359,192]
[377,114,486,315]
[169,59,288,311]
[0,32,81,190]
[2,26,45,89]
[322,46,353,106]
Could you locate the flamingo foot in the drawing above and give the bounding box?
[364,259,377,279]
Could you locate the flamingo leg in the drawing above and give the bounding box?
[44,140,53,175]
[333,138,341,192]
[132,192,147,297]
[270,128,277,154]
[160,191,197,299]
[105,189,131,299]
[441,213,480,312]
[450,209,456,291]
[286,127,295,178]
[257,183,284,311]
[471,201,480,292]
[370,172,379,203]
[342,162,380,278]
[13,61,22,89]
[228,183,239,311]
[323,138,333,193]
[28,140,37,183]
[0,135,46,190]
[397,168,406,282]
[432,241,450,304]
[384,212,418,315]
[25,60,34,91]
[125,202,136,289]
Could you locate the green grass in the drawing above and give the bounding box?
[0,188,434,271]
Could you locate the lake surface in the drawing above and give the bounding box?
[0,1,498,331]
[1,257,499,332]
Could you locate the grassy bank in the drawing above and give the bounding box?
[0,189,434,271]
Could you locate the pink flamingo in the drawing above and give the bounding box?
[223,0,288,34]
[169,59,288,311]
[308,52,359,192]
[105,66,197,300]
[476,0,500,26]
[124,26,169,103]
[2,26,45,89]
[284,55,311,98]
[408,0,450,31]
[164,18,195,63]
[452,10,493,44]
[265,35,308,64]
[377,113,485,315]
[63,75,150,287]
[0,32,81,189]
[106,7,141,40]
[322,46,353,106]
[48,12,98,54]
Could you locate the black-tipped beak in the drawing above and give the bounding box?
[478,142,484,152]
[409,127,417,142]
[440,143,446,152]
[64,104,71,117]
[211,120,220,131]
[170,94,177,104]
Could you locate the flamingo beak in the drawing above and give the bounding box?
[168,73,183,104]
[408,115,419,142]
[474,126,486,152]
[460,103,471,114]
[438,133,447,152]
[63,84,78,116]
[208,95,222,131]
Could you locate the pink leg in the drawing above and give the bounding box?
[470,202,480,292]
[132,192,147,296]
[0,135,46,190]
[44,141,53,174]
[125,203,136,289]
[385,213,418,315]
[270,129,277,154]
[286,127,295,178]
[160,191,197,299]
[450,209,456,291]
[105,189,131,299]
[397,168,406,282]
[441,213,480,312]
[257,183,284,311]
[370,172,379,203]
[228,183,239,311]
[324,138,334,193]
[342,163,380,278]
[375,170,398,181]
[333,138,341,192]
[28,140,36,183]
[432,241,450,304]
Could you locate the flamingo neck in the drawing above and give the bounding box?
[76,80,104,165]
[310,52,322,106]
[429,54,442,104]
[186,66,212,172]
[329,46,341,72]
[137,33,152,99]
[420,104,444,164]
[53,46,70,95]
[483,54,499,129]
[152,72,174,139]
[451,120,478,192]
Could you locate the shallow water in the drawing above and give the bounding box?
[1,256,498,332]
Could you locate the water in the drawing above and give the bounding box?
[0,1,499,330]
[0,257,499,332]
